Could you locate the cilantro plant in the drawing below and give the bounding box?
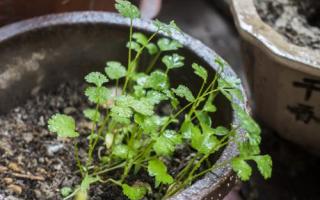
[48,0,272,199]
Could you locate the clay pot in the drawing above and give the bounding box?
[0,12,246,199]
[230,0,320,153]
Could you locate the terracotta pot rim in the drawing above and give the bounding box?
[0,11,245,199]
[231,0,320,76]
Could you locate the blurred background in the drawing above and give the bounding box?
[0,0,319,199]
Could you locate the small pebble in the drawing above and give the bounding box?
[8,163,24,173]
[0,165,8,173]
[22,132,34,143]
[46,143,65,156]
[7,184,22,194]
[4,177,13,184]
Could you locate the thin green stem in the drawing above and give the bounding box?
[146,51,161,74]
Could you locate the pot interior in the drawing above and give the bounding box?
[0,22,232,127]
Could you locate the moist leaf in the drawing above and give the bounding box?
[192,63,208,81]
[85,86,111,104]
[110,105,133,124]
[105,61,127,80]
[153,130,182,156]
[191,127,219,154]
[122,184,147,200]
[48,114,79,138]
[83,109,101,122]
[157,38,182,51]
[115,0,140,19]
[148,159,174,187]
[146,71,169,91]
[253,155,272,179]
[85,72,108,87]
[162,54,185,70]
[129,98,154,116]
[146,90,169,105]
[232,103,261,145]
[172,85,195,102]
[154,20,181,35]
[231,157,252,181]
[135,114,167,134]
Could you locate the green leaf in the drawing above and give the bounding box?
[146,43,159,55]
[214,126,229,136]
[132,32,148,46]
[195,111,212,127]
[146,90,169,105]
[172,85,195,102]
[154,20,181,35]
[253,155,272,179]
[85,86,111,104]
[191,127,219,154]
[162,54,185,70]
[231,157,252,181]
[148,159,174,187]
[83,109,100,122]
[146,71,169,91]
[157,38,182,51]
[192,63,208,81]
[80,174,99,191]
[203,94,217,113]
[153,130,182,156]
[105,61,127,80]
[110,105,133,124]
[232,103,261,145]
[122,184,147,200]
[113,144,135,159]
[60,187,73,197]
[127,41,141,52]
[115,0,140,19]
[129,98,154,116]
[239,141,260,157]
[135,114,167,134]
[218,75,244,102]
[85,72,108,87]
[48,114,79,138]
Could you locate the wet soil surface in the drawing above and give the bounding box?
[255,0,320,50]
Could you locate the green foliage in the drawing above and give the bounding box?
[60,187,72,197]
[48,114,79,138]
[115,0,140,19]
[47,2,271,200]
[162,54,185,70]
[172,85,195,102]
[105,61,127,80]
[148,159,174,187]
[122,184,147,200]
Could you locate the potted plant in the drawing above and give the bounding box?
[0,1,271,199]
[231,0,320,153]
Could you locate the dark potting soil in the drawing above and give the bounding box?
[0,82,201,200]
[255,0,320,50]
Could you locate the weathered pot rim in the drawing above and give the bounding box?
[231,0,320,76]
[0,11,245,200]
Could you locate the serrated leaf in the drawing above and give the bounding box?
[146,90,168,105]
[148,159,174,187]
[239,141,260,157]
[153,130,181,156]
[115,0,140,19]
[203,94,217,112]
[191,127,219,154]
[85,86,111,104]
[253,155,272,179]
[232,157,252,181]
[48,114,79,138]
[105,61,127,80]
[110,105,133,124]
[157,38,182,51]
[129,98,154,116]
[146,71,169,91]
[83,109,100,122]
[113,144,135,159]
[218,75,244,102]
[85,72,108,87]
[232,103,261,145]
[192,63,208,81]
[146,43,158,55]
[162,54,185,70]
[132,32,148,46]
[172,85,195,102]
[127,41,141,52]
[122,184,147,200]
[154,20,181,35]
[135,114,166,134]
